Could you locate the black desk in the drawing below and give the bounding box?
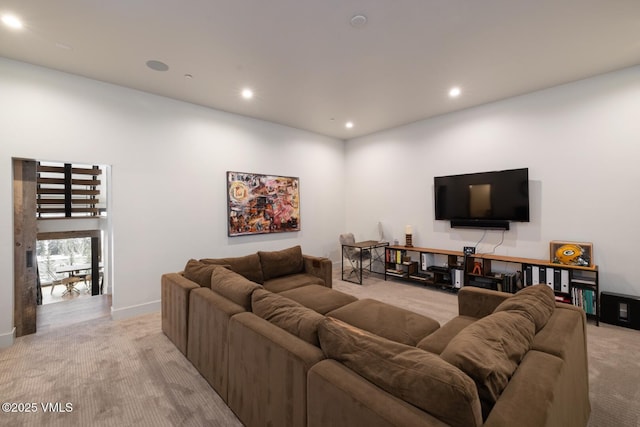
[341,240,388,284]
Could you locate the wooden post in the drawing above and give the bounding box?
[13,159,38,336]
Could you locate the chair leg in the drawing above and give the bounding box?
[60,277,82,296]
[51,281,60,295]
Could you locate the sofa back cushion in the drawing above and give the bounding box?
[258,245,304,281]
[183,259,229,288]
[251,288,325,346]
[493,284,556,332]
[200,253,264,284]
[210,266,262,311]
[440,310,535,419]
[318,317,483,427]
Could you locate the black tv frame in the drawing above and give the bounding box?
[434,168,529,230]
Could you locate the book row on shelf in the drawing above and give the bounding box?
[572,287,597,315]
[385,249,405,265]
[494,272,520,294]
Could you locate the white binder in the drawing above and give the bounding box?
[532,266,540,285]
[561,269,570,293]
[546,267,555,290]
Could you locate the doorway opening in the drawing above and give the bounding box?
[13,158,112,337]
[37,233,103,305]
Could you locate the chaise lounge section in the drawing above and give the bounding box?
[308,285,590,427]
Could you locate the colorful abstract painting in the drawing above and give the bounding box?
[227,171,300,236]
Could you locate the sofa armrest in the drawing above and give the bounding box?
[303,255,333,288]
[187,287,245,401]
[161,272,200,355]
[228,312,325,427]
[457,286,512,319]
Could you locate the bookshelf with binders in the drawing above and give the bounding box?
[521,261,599,325]
[462,253,600,325]
[385,246,599,325]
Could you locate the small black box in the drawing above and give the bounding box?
[600,292,640,330]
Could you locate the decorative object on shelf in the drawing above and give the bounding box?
[227,171,300,236]
[378,221,385,242]
[471,261,483,275]
[405,225,413,247]
[550,241,593,267]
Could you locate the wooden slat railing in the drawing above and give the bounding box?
[36,162,103,218]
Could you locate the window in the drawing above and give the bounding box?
[37,237,92,286]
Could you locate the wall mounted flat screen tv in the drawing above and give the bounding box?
[434,168,529,229]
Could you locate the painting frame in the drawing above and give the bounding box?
[227,171,300,237]
[549,241,593,268]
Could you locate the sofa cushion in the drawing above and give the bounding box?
[326,298,440,346]
[210,266,262,311]
[251,288,325,346]
[200,253,264,284]
[440,310,536,419]
[493,284,555,332]
[279,284,357,314]
[183,259,229,288]
[417,315,477,354]
[258,245,304,281]
[318,317,483,427]
[263,273,324,293]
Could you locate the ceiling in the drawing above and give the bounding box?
[1,1,639,140]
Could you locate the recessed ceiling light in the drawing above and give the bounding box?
[146,60,169,72]
[345,121,354,129]
[449,86,461,98]
[2,14,23,29]
[184,73,193,80]
[350,14,367,28]
[241,88,254,99]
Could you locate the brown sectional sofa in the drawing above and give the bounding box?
[161,246,590,427]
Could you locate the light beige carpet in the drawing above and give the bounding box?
[1,274,638,426]
[0,312,242,427]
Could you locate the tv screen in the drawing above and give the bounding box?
[434,168,530,225]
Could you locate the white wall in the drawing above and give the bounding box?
[0,58,345,346]
[3,57,638,347]
[345,65,640,296]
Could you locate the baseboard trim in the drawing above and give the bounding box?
[0,327,16,348]
[111,300,160,321]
